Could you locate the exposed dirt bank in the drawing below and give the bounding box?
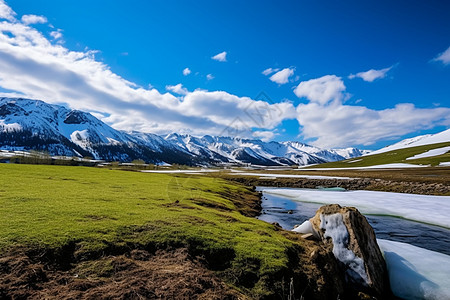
[0,248,244,300]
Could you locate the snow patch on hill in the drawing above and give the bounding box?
[368,129,450,156]
[406,146,450,160]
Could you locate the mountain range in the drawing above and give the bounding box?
[0,97,369,166]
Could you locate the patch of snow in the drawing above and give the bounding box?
[142,169,220,174]
[378,239,450,300]
[320,213,369,285]
[439,162,450,167]
[230,172,356,180]
[347,159,362,163]
[369,129,450,156]
[70,130,89,143]
[303,163,429,171]
[106,137,121,145]
[368,135,433,156]
[292,220,320,239]
[260,188,450,229]
[0,151,16,158]
[0,119,22,132]
[406,146,450,160]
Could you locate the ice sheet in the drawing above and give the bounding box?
[302,163,429,170]
[260,188,450,228]
[230,172,355,180]
[378,239,450,300]
[142,169,219,174]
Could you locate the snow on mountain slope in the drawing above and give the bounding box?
[163,134,365,166]
[332,148,371,159]
[0,97,190,162]
[0,97,367,165]
[368,129,450,156]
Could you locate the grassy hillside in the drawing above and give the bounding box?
[0,164,323,298]
[308,142,450,169]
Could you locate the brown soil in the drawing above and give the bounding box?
[0,248,245,300]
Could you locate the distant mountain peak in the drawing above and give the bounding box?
[0,97,367,166]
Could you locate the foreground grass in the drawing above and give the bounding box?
[0,164,305,297]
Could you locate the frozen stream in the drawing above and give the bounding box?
[257,190,450,255]
[257,187,450,299]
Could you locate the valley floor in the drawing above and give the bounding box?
[0,164,351,299]
[2,163,448,299]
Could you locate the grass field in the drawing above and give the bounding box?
[0,164,313,297]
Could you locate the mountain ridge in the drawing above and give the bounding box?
[0,97,366,166]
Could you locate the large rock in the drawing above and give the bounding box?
[308,204,391,298]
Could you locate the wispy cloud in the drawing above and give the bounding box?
[50,29,63,40]
[295,75,450,148]
[433,46,450,65]
[211,51,227,62]
[182,67,191,76]
[0,0,15,21]
[269,67,294,85]
[166,83,188,95]
[252,130,276,142]
[21,14,47,25]
[262,67,279,76]
[206,74,214,80]
[349,66,392,82]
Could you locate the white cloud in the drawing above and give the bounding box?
[252,130,275,142]
[211,51,227,62]
[262,67,279,76]
[295,75,450,148]
[206,74,214,80]
[166,83,188,95]
[349,66,392,82]
[0,0,15,21]
[269,67,294,85]
[179,90,296,131]
[0,2,294,138]
[297,102,450,148]
[21,14,47,25]
[182,67,191,76]
[294,75,345,105]
[50,29,63,40]
[433,46,450,65]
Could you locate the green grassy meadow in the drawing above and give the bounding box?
[0,164,305,297]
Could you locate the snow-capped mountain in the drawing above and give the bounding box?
[0,97,366,166]
[0,97,196,164]
[367,129,450,156]
[161,135,369,166]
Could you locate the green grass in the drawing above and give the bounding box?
[308,142,450,168]
[0,164,302,297]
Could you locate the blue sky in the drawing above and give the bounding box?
[0,0,449,149]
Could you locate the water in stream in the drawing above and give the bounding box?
[258,190,450,256]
